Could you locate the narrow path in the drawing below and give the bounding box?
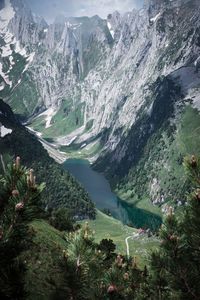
[125,236,132,258]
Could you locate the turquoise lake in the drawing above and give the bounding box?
[63,159,162,230]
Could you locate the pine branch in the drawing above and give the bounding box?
[0,154,5,174]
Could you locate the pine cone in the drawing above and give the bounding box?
[169,234,178,242]
[116,254,123,267]
[107,284,117,294]
[62,250,68,259]
[195,189,200,201]
[12,190,19,197]
[100,281,106,289]
[161,239,167,246]
[123,272,129,280]
[190,155,197,168]
[15,202,24,211]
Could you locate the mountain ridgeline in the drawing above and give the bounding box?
[0,0,200,213]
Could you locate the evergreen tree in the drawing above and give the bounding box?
[98,239,116,258]
[148,155,200,300]
[49,207,74,231]
[0,157,44,299]
[56,222,106,299]
[56,221,148,300]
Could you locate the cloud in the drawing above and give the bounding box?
[73,0,143,18]
[26,0,144,23]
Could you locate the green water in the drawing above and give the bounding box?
[63,159,162,230]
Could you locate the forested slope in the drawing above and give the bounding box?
[0,99,95,218]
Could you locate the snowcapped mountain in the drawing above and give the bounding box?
[1,0,200,208]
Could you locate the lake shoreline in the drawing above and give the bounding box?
[63,158,162,231]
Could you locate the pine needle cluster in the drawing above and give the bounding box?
[0,157,44,299]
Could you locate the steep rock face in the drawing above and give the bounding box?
[0,0,40,113]
[0,0,112,117]
[93,1,200,208]
[75,0,200,153]
[9,0,45,46]
[1,0,200,209]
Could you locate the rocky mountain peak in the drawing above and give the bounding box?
[107,11,121,38]
[146,0,199,15]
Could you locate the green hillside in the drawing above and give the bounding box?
[22,220,68,300]
[80,211,159,262]
[116,105,200,210]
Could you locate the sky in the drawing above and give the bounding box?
[26,0,144,23]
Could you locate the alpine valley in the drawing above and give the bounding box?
[1,0,200,223]
[1,0,200,299]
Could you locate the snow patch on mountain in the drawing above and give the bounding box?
[0,124,12,137]
[1,43,12,57]
[37,107,58,129]
[194,56,200,68]
[14,40,26,56]
[56,125,86,146]
[9,55,15,65]
[150,12,161,23]
[0,82,5,91]
[0,0,36,85]
[107,21,114,38]
[65,136,77,146]
[27,52,35,63]
[22,52,35,73]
